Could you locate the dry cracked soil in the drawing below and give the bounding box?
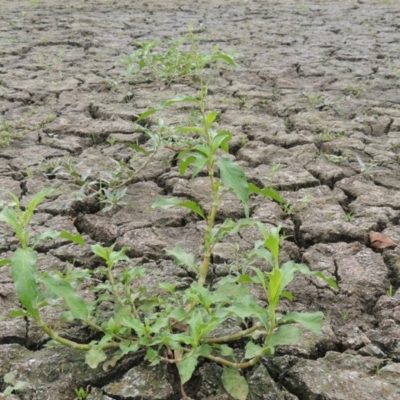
[1,0,400,399]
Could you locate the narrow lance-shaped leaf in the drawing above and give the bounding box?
[248,183,284,204]
[59,231,85,246]
[151,197,205,219]
[11,248,38,319]
[137,95,199,121]
[25,188,54,225]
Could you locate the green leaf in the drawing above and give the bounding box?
[11,248,38,318]
[151,197,205,218]
[165,245,197,271]
[179,155,196,176]
[205,111,218,130]
[245,341,263,359]
[217,158,249,206]
[0,207,19,232]
[222,367,249,400]
[32,229,59,248]
[248,183,284,203]
[211,130,231,153]
[267,268,282,306]
[39,274,88,321]
[85,347,107,369]
[25,188,54,224]
[280,311,324,334]
[59,231,85,246]
[211,53,237,66]
[0,258,11,267]
[13,381,27,391]
[269,324,302,349]
[220,344,235,357]
[137,95,198,121]
[9,309,30,318]
[91,243,110,260]
[122,317,145,336]
[178,356,198,385]
[169,307,190,322]
[196,344,213,357]
[191,155,208,178]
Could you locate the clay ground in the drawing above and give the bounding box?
[1,0,400,399]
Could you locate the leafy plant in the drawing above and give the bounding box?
[2,372,27,395]
[120,33,235,85]
[0,30,338,400]
[63,126,161,212]
[74,387,88,400]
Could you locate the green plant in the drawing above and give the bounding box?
[0,31,338,400]
[346,82,364,98]
[0,108,56,147]
[318,130,347,142]
[355,155,378,173]
[120,32,235,85]
[324,153,349,164]
[345,210,354,222]
[302,91,332,107]
[2,372,27,395]
[387,285,394,297]
[74,387,88,400]
[340,309,352,322]
[64,130,160,212]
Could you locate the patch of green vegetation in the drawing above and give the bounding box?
[318,130,347,142]
[0,108,55,147]
[120,32,236,85]
[2,372,27,395]
[0,29,338,400]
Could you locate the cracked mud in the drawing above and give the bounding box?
[1,0,400,399]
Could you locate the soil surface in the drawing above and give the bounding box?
[1,0,400,399]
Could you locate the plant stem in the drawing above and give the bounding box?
[202,322,263,344]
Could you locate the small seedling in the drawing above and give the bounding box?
[345,211,354,222]
[2,372,27,395]
[319,130,347,142]
[324,154,349,164]
[302,91,332,107]
[387,285,394,297]
[355,155,378,173]
[346,82,365,98]
[75,387,88,400]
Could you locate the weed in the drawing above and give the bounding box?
[355,155,378,173]
[345,82,365,98]
[281,202,296,216]
[0,29,337,400]
[120,33,236,85]
[340,309,351,322]
[39,158,63,179]
[64,130,160,211]
[2,372,27,395]
[302,91,332,108]
[345,210,354,222]
[107,137,116,146]
[324,153,349,164]
[318,130,347,142]
[75,387,89,400]
[387,285,394,297]
[0,109,56,147]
